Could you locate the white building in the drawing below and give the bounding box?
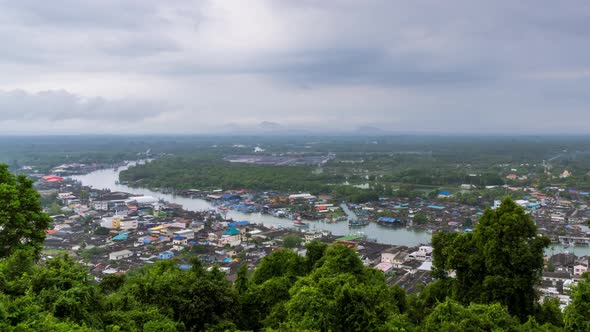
[408,247,433,262]
[125,195,158,205]
[120,220,138,230]
[304,233,323,243]
[92,201,109,211]
[381,252,397,264]
[574,264,588,276]
[289,193,316,200]
[173,236,188,250]
[174,229,195,239]
[109,249,133,260]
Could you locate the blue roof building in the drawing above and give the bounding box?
[223,226,241,236]
[229,220,250,227]
[112,233,128,241]
[159,251,174,260]
[221,193,241,200]
[377,217,403,225]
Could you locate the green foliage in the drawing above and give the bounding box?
[282,234,302,249]
[304,241,328,273]
[240,276,294,330]
[413,212,428,225]
[432,197,550,321]
[535,298,563,328]
[47,201,63,216]
[564,273,590,331]
[235,263,249,295]
[121,260,238,329]
[0,211,568,332]
[251,249,306,285]
[99,274,126,294]
[422,299,519,332]
[78,247,107,260]
[0,229,569,331]
[0,164,51,258]
[93,227,111,236]
[31,255,103,328]
[406,279,454,324]
[120,157,339,193]
[279,245,403,331]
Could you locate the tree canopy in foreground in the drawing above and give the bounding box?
[432,197,551,321]
[0,164,51,258]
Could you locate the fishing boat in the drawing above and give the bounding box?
[348,218,368,227]
[294,217,309,227]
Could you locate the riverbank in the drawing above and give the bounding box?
[70,161,590,256]
[71,161,433,247]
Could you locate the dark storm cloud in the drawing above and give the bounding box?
[254,48,489,87]
[0,90,164,122]
[0,0,590,133]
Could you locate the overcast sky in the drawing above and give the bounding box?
[0,0,589,135]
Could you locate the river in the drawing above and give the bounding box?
[72,162,590,255]
[71,161,432,247]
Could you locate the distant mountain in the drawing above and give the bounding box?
[355,125,388,135]
[218,122,393,136]
[258,121,282,130]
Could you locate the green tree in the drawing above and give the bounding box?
[282,234,302,249]
[282,245,402,331]
[304,240,327,273]
[99,274,127,294]
[0,164,51,258]
[122,260,238,329]
[251,249,305,285]
[422,299,519,332]
[94,227,111,236]
[30,254,103,328]
[463,217,473,229]
[239,276,294,331]
[564,273,590,331]
[406,279,454,324]
[235,263,249,295]
[432,196,550,321]
[47,201,63,216]
[413,212,429,225]
[535,298,563,328]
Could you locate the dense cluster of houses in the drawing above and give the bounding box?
[37,179,442,293]
[541,253,589,310]
[33,164,590,304]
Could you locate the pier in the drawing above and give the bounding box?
[558,236,590,246]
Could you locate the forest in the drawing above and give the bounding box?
[117,135,590,199]
[0,229,587,331]
[1,239,581,332]
[4,135,590,191]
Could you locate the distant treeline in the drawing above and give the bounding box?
[120,156,341,192]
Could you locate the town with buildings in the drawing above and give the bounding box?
[32,161,590,311]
